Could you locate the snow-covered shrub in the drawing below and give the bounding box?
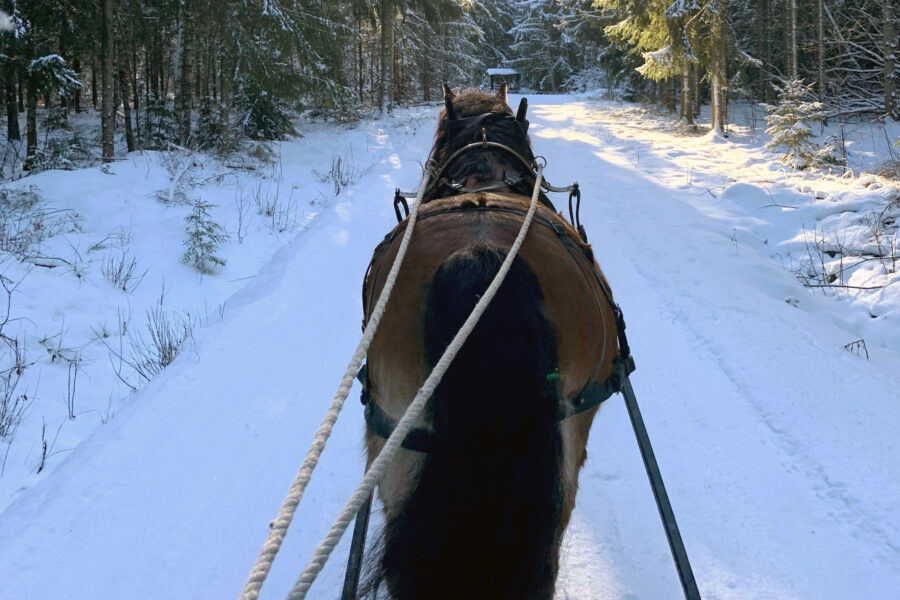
[0,273,30,443]
[0,187,53,260]
[0,373,27,441]
[110,289,194,385]
[764,80,837,169]
[195,104,243,155]
[182,200,227,274]
[139,99,179,151]
[28,133,93,173]
[44,106,71,130]
[236,83,296,141]
[154,149,198,205]
[313,149,361,196]
[565,64,611,96]
[250,182,298,234]
[246,142,277,167]
[102,250,147,293]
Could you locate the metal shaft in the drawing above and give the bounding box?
[621,377,702,600]
[340,491,373,600]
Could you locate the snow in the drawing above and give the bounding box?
[1,96,899,599]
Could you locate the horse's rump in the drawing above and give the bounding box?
[361,191,619,599]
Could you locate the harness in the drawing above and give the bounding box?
[343,93,701,600]
[393,99,589,242]
[362,110,636,452]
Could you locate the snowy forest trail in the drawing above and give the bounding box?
[1,96,899,600]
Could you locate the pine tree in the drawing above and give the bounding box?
[182,200,227,274]
[764,79,831,169]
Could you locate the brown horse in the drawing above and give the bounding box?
[359,84,625,600]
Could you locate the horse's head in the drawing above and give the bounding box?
[440,83,512,123]
[426,83,536,201]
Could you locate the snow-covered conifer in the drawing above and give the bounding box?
[182,201,228,274]
[764,79,832,169]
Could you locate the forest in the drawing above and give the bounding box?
[1,2,900,597]
[0,0,897,174]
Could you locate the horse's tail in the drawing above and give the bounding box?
[382,243,564,600]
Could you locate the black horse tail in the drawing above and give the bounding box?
[381,243,564,600]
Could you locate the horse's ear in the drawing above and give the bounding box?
[495,82,508,102]
[442,83,455,101]
[442,82,457,120]
[516,97,528,123]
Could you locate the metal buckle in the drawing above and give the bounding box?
[503,170,522,186]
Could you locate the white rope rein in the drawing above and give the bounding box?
[286,164,545,600]
[238,163,435,600]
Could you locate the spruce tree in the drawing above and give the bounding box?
[764,79,831,169]
[182,200,227,274]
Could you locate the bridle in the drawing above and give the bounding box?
[424,109,539,196]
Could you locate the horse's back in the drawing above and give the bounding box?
[364,191,619,417]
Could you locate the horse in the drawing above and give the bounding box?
[358,83,626,600]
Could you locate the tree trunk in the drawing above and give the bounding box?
[680,61,694,125]
[816,0,825,103]
[16,66,23,112]
[91,49,99,110]
[178,0,193,146]
[710,3,728,134]
[392,11,402,105]
[422,25,431,102]
[883,0,897,118]
[24,43,37,169]
[357,0,364,103]
[786,0,798,80]
[379,0,392,114]
[132,43,140,146]
[101,0,115,162]
[692,63,701,118]
[663,77,675,113]
[758,0,773,104]
[5,48,19,141]
[73,57,82,112]
[219,8,232,136]
[161,29,169,101]
[118,40,135,153]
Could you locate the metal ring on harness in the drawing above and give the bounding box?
[393,189,410,222]
[567,183,587,243]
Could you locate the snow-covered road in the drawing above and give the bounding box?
[1,96,898,600]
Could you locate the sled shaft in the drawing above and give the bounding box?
[622,377,702,600]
